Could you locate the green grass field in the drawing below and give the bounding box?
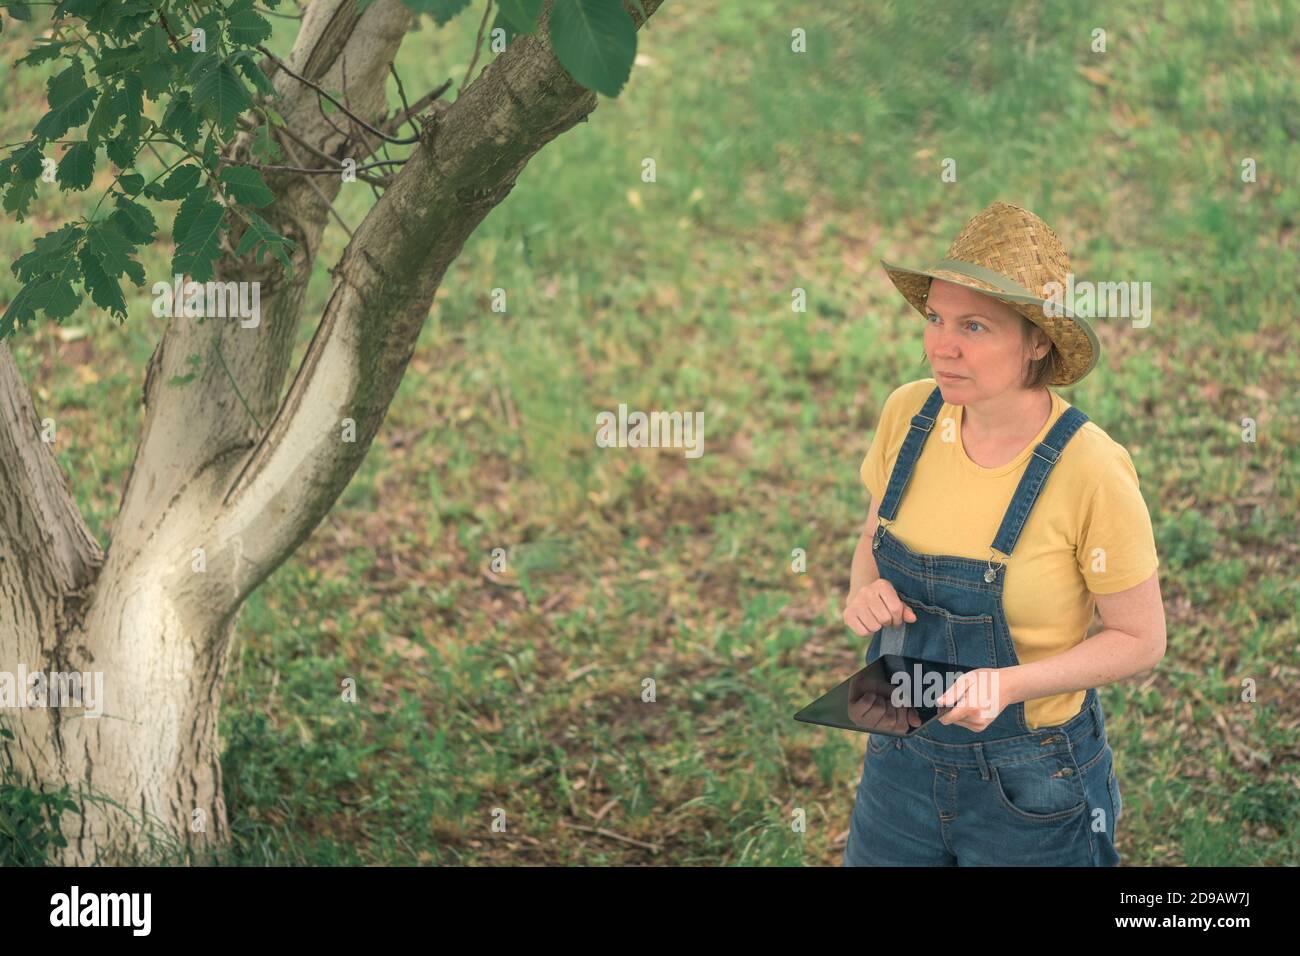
[2,0,1297,865]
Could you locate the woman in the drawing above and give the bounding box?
[841,201,1165,867]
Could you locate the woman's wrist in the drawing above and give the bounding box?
[998,664,1026,707]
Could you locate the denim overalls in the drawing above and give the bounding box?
[843,386,1123,866]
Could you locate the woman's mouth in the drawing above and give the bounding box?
[937,372,966,382]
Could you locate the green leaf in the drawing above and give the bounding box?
[3,179,39,221]
[140,56,171,98]
[235,209,295,273]
[249,122,282,162]
[144,164,202,201]
[166,371,197,387]
[227,8,272,45]
[230,49,276,97]
[56,141,95,191]
[1,269,81,340]
[33,272,83,320]
[194,61,252,131]
[219,166,274,207]
[118,74,144,138]
[12,224,83,282]
[117,172,145,195]
[86,80,123,144]
[40,273,83,321]
[496,0,544,34]
[111,194,157,243]
[6,140,46,183]
[399,0,474,24]
[78,244,127,318]
[491,8,519,45]
[172,185,211,246]
[192,10,224,51]
[187,51,219,85]
[16,40,70,67]
[200,130,220,171]
[162,91,202,148]
[86,219,144,286]
[57,0,104,22]
[0,247,83,338]
[46,58,88,108]
[105,135,134,168]
[142,23,169,58]
[96,45,144,76]
[84,0,127,34]
[32,87,99,139]
[548,0,637,97]
[172,198,227,282]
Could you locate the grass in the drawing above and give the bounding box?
[2,0,1297,865]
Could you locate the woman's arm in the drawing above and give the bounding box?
[1003,570,1167,706]
[846,494,884,607]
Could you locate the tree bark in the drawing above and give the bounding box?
[0,0,663,863]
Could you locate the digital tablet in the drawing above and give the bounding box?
[793,651,974,737]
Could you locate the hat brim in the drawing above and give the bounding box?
[880,259,1100,387]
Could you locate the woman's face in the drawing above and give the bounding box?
[923,278,1046,401]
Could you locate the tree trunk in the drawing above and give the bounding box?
[2,542,236,862]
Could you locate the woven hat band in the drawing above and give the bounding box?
[932,259,1040,299]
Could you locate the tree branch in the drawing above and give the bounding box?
[213,0,667,606]
[388,63,423,141]
[0,343,104,637]
[256,43,422,146]
[111,0,414,565]
[216,153,401,186]
[377,81,454,139]
[458,0,495,98]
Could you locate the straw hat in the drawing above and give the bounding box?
[881,200,1100,386]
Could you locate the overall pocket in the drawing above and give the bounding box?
[992,753,1088,823]
[897,596,996,669]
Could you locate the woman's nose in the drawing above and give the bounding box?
[930,326,960,356]
[931,336,960,358]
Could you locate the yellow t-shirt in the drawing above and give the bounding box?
[860,378,1160,728]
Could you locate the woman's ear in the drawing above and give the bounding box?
[1025,322,1050,360]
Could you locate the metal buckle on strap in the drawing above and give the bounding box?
[983,548,1005,583]
[1032,443,1061,465]
[910,411,936,432]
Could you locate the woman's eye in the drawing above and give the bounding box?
[926,313,983,332]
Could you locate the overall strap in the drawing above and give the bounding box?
[876,386,945,522]
[989,405,1090,558]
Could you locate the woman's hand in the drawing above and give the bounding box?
[934,668,1011,732]
[847,688,923,733]
[843,578,918,636]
